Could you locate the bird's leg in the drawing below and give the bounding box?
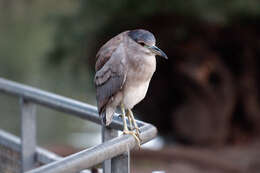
[120,103,128,132]
[127,109,141,141]
[119,106,133,130]
[126,111,134,130]
[121,104,140,147]
[119,114,133,130]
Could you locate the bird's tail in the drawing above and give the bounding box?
[101,106,115,126]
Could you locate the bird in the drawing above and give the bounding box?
[94,29,168,146]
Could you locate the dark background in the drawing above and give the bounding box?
[1,1,260,172]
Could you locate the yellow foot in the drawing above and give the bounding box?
[123,130,141,148]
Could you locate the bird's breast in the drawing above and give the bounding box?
[128,55,156,81]
[122,55,156,109]
[122,81,150,109]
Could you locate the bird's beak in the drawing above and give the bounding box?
[148,45,168,59]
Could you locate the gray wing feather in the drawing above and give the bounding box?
[95,31,127,71]
[94,43,127,114]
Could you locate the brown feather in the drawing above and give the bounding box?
[95,31,128,71]
[94,43,127,114]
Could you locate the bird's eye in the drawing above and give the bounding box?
[139,42,145,46]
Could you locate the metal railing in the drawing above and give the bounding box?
[0,77,157,173]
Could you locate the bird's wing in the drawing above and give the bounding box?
[94,43,127,114]
[95,31,128,71]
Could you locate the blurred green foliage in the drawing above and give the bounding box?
[0,0,98,147]
[48,0,260,70]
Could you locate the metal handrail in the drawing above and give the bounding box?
[0,77,157,173]
[27,125,156,173]
[0,130,62,164]
[0,78,143,131]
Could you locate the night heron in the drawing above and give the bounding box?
[94,29,168,146]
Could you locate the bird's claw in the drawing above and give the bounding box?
[123,130,141,148]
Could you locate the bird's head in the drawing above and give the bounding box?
[128,29,168,59]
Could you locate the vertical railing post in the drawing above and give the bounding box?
[102,125,130,173]
[20,98,37,172]
[102,126,118,173]
[111,149,130,173]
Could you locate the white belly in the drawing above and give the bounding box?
[122,54,156,109]
[123,81,150,109]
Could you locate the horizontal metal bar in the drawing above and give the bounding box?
[0,130,100,173]
[26,124,157,173]
[0,77,143,131]
[0,129,62,164]
[36,148,62,164]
